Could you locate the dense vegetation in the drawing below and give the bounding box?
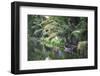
[28,15,88,61]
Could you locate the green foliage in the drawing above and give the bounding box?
[28,15,88,61]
